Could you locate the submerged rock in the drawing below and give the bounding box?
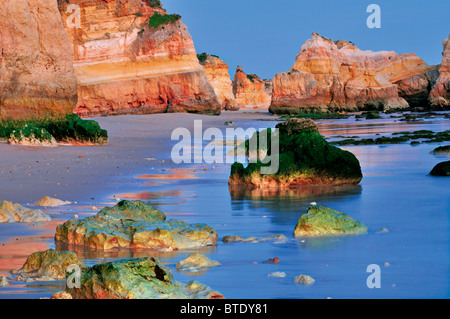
[430,161,450,176]
[16,249,84,281]
[35,196,71,207]
[268,272,287,278]
[229,119,363,188]
[430,145,450,155]
[294,275,315,286]
[0,200,51,223]
[294,205,368,237]
[66,257,224,299]
[55,200,218,250]
[222,234,287,244]
[176,254,221,272]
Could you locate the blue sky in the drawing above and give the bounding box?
[163,0,450,79]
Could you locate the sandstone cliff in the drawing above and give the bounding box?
[58,0,220,117]
[232,66,272,110]
[270,33,431,114]
[198,53,238,111]
[429,34,450,108]
[0,0,77,120]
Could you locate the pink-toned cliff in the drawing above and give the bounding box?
[0,0,77,120]
[429,35,450,108]
[58,0,220,117]
[270,33,431,114]
[232,66,272,110]
[198,54,238,111]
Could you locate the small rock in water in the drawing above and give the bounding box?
[384,262,391,267]
[294,275,315,286]
[378,228,389,233]
[35,196,70,207]
[268,272,286,278]
[224,121,236,126]
[0,276,8,287]
[176,253,221,272]
[265,257,280,264]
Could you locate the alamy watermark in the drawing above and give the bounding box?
[66,4,81,29]
[366,4,381,29]
[170,120,280,175]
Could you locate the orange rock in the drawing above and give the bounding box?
[429,34,450,109]
[58,0,220,117]
[199,54,239,111]
[0,0,77,120]
[271,33,431,113]
[232,66,272,110]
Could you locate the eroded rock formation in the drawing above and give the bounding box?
[198,53,238,111]
[0,200,51,224]
[58,0,220,117]
[270,33,432,114]
[0,0,77,120]
[233,66,272,110]
[429,35,450,108]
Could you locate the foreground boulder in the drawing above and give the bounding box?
[430,161,450,176]
[15,249,84,281]
[0,0,77,120]
[294,205,368,237]
[8,126,57,146]
[270,33,431,114]
[64,257,224,299]
[58,0,220,117]
[0,200,51,223]
[55,200,218,250]
[229,118,363,188]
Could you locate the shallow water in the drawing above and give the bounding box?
[1,113,449,299]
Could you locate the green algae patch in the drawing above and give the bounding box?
[8,125,57,146]
[55,200,218,250]
[66,257,224,299]
[294,205,368,237]
[229,119,363,188]
[430,161,450,176]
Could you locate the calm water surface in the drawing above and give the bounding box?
[1,113,449,299]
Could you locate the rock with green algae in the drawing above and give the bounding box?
[229,118,363,189]
[222,234,288,244]
[64,257,224,299]
[176,254,221,272]
[8,125,57,146]
[0,200,51,223]
[294,205,368,237]
[55,200,218,250]
[430,161,450,176]
[15,249,85,281]
[430,145,450,155]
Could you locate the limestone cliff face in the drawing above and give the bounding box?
[270,33,431,114]
[232,66,272,110]
[199,54,238,111]
[429,35,450,108]
[0,0,77,120]
[58,0,220,117]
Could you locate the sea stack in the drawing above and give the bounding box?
[270,33,432,114]
[429,34,450,109]
[0,0,78,120]
[58,0,221,117]
[233,66,272,110]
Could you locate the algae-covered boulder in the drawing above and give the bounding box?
[430,161,450,176]
[294,205,368,237]
[229,119,363,188]
[66,257,224,299]
[0,200,51,223]
[430,145,450,155]
[16,249,84,280]
[8,125,57,146]
[55,200,218,250]
[176,254,221,273]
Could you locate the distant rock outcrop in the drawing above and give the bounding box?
[0,201,51,224]
[0,0,77,120]
[270,33,432,114]
[233,66,272,109]
[198,54,239,111]
[58,0,220,117]
[429,35,450,109]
